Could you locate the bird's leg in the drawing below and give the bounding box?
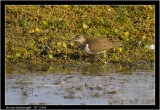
[103,51,107,59]
[79,49,82,61]
[98,55,104,63]
[102,51,112,68]
[103,57,111,68]
[96,51,111,67]
[77,48,82,61]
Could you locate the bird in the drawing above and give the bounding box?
[74,35,120,63]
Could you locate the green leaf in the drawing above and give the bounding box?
[57,49,61,53]
[57,42,62,47]
[124,31,129,37]
[62,42,67,48]
[16,53,21,57]
[42,20,49,29]
[82,23,88,29]
[48,54,53,59]
[19,18,27,27]
[42,20,48,25]
[70,42,75,46]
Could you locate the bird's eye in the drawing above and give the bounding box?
[76,36,80,39]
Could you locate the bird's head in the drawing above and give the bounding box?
[74,35,86,44]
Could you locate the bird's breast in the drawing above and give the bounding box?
[84,44,93,54]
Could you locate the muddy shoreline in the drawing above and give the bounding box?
[5,70,155,105]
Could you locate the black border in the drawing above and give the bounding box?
[1,0,159,109]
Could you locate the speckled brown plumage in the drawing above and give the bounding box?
[74,35,119,54]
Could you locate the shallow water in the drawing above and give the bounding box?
[5,63,155,105]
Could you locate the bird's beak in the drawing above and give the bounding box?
[74,39,78,42]
[68,38,76,44]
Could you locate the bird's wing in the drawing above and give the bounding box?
[87,38,119,53]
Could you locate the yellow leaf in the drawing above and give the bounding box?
[35,27,40,32]
[16,53,21,57]
[29,29,35,33]
[6,55,11,58]
[124,32,129,37]
[70,42,75,46]
[48,54,53,59]
[148,6,153,10]
[142,35,146,40]
[62,42,67,48]
[57,42,62,47]
[57,49,61,53]
[117,47,123,53]
[49,50,53,53]
[114,56,119,60]
[38,38,43,42]
[82,23,88,29]
[42,20,48,25]
[117,65,123,71]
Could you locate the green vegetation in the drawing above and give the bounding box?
[5,5,155,71]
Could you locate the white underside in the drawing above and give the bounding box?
[84,44,106,54]
[84,44,93,54]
